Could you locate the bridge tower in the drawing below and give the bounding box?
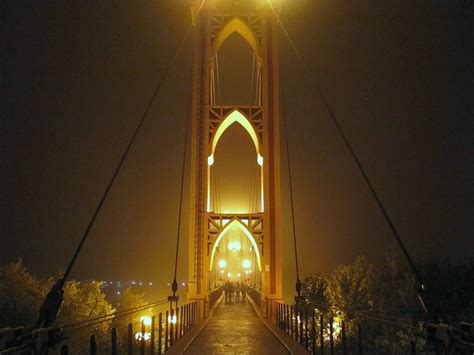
[188,0,282,304]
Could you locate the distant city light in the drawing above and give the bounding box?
[242,260,251,268]
[227,272,232,278]
[237,273,241,277]
[218,260,227,268]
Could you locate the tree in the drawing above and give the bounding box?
[112,287,147,348]
[0,260,45,327]
[57,280,115,353]
[0,261,115,353]
[327,256,373,321]
[301,275,330,314]
[367,257,420,353]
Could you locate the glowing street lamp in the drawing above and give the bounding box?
[242,260,251,268]
[135,332,151,341]
[228,241,241,251]
[140,316,152,326]
[218,260,227,268]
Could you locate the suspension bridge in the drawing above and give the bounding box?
[1,0,473,354]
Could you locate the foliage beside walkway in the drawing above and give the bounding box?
[301,256,474,352]
[0,260,145,353]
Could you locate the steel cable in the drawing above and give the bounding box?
[267,0,428,313]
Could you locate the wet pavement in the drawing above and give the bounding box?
[185,299,289,354]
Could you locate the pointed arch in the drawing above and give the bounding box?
[207,109,264,213]
[209,219,262,272]
[211,109,260,158]
[212,17,260,58]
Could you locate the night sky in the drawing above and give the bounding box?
[1,1,473,300]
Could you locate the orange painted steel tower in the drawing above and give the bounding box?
[188,0,282,303]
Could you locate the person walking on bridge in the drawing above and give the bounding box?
[240,282,246,303]
[236,282,241,302]
[224,281,230,303]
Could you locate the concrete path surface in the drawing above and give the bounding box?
[185,299,289,354]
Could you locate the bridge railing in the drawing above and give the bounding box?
[58,300,202,354]
[268,300,422,355]
[208,286,224,310]
[247,287,262,307]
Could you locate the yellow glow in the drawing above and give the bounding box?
[140,316,152,326]
[227,272,232,277]
[209,219,263,272]
[237,273,241,277]
[211,110,260,157]
[242,260,251,268]
[228,241,241,251]
[212,17,260,57]
[207,154,214,166]
[218,260,227,268]
[220,270,225,274]
[322,317,342,340]
[260,164,264,212]
[135,332,151,341]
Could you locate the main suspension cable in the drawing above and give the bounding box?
[62,24,192,288]
[36,23,193,328]
[267,0,428,313]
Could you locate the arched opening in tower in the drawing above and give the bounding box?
[211,122,261,213]
[208,221,262,291]
[211,31,260,106]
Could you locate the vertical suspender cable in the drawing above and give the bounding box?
[170,29,194,305]
[281,86,303,302]
[267,0,428,313]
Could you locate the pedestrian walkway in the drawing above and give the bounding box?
[185,299,289,354]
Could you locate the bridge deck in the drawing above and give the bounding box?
[185,299,289,354]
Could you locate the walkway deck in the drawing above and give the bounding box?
[185,299,289,354]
